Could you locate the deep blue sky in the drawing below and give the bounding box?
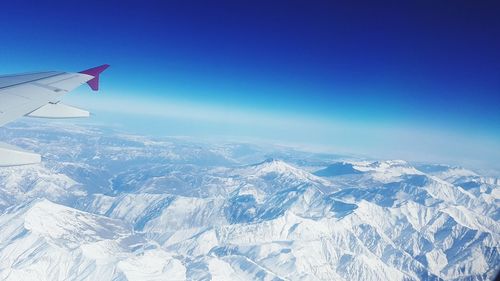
[1,1,499,172]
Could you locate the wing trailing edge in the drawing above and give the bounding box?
[27,103,90,119]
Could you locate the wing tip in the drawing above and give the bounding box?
[79,64,110,91]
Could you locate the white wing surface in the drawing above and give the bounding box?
[0,65,109,166]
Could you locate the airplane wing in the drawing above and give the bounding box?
[0,64,109,166]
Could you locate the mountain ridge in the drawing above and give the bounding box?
[0,122,498,280]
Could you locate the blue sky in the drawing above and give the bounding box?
[1,0,499,172]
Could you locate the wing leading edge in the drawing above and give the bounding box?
[0,65,109,166]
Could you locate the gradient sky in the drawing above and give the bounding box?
[1,0,499,173]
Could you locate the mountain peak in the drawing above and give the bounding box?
[257,157,284,164]
[250,158,295,171]
[350,160,422,182]
[241,158,331,188]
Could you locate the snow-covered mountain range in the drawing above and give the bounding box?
[0,121,498,281]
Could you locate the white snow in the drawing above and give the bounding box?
[0,122,498,281]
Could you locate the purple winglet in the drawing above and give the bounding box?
[79,64,110,91]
